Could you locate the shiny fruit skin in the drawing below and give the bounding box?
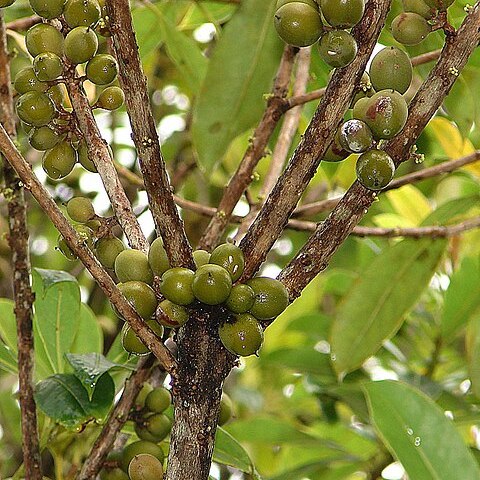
[97,86,125,110]
[323,130,350,162]
[402,0,435,19]
[391,12,430,46]
[95,236,125,269]
[225,284,255,314]
[16,91,55,127]
[318,30,357,68]
[78,140,97,172]
[86,54,118,85]
[209,243,245,282]
[247,277,289,320]
[135,384,153,409]
[339,119,373,153]
[148,237,170,277]
[66,196,95,223]
[117,281,157,320]
[14,67,48,94]
[121,320,164,355]
[145,387,171,413]
[42,141,77,179]
[320,0,365,28]
[114,249,154,285]
[159,267,195,306]
[192,264,232,305]
[57,236,77,260]
[33,52,63,81]
[193,249,210,268]
[28,126,62,151]
[120,441,164,473]
[276,0,318,9]
[218,313,264,357]
[128,454,164,480]
[158,299,189,328]
[356,149,395,190]
[369,46,412,94]
[274,3,323,47]
[26,24,64,57]
[64,0,101,27]
[29,0,66,19]
[218,393,233,426]
[65,26,98,64]
[145,413,171,441]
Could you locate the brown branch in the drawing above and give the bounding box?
[107,0,194,268]
[77,356,155,480]
[6,15,42,32]
[198,45,298,251]
[239,0,392,281]
[279,2,480,300]
[0,129,177,373]
[0,12,42,480]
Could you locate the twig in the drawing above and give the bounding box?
[108,0,194,268]
[0,12,42,480]
[198,45,298,251]
[77,356,155,480]
[0,129,177,373]
[6,16,41,31]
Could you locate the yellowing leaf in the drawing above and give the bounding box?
[373,213,415,229]
[386,185,432,225]
[429,117,475,158]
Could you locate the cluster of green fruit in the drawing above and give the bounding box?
[274,0,364,68]
[10,0,124,180]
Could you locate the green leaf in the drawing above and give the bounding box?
[70,304,103,355]
[0,342,17,374]
[331,238,446,375]
[89,373,115,422]
[192,0,284,172]
[0,298,17,353]
[364,380,480,480]
[214,427,255,473]
[466,314,480,398]
[422,195,480,225]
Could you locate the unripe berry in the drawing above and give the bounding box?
[33,52,63,81]
[209,243,245,282]
[225,284,255,314]
[14,67,48,94]
[42,141,77,179]
[148,237,170,277]
[369,46,412,95]
[117,281,157,320]
[66,196,96,223]
[121,320,163,355]
[391,13,430,46]
[193,249,210,268]
[145,387,171,413]
[65,26,98,64]
[320,0,365,28]
[97,86,125,110]
[95,237,125,269]
[247,277,289,320]
[339,119,373,153]
[318,30,357,68]
[158,300,189,328]
[28,126,63,151]
[86,54,118,85]
[64,0,101,28]
[16,91,55,127]
[29,0,66,19]
[218,313,264,357]
[115,249,154,285]
[128,454,164,480]
[26,24,64,57]
[159,268,195,306]
[192,264,232,305]
[356,149,395,190]
[120,441,164,473]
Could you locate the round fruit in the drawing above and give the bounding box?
[192,264,232,305]
[402,0,435,19]
[86,54,118,85]
[76,224,95,248]
[14,67,48,94]
[120,441,164,473]
[218,393,233,426]
[159,267,195,306]
[25,24,64,57]
[247,277,289,320]
[33,52,63,81]
[128,454,164,480]
[135,383,153,409]
[276,0,318,9]
[145,413,171,441]
[28,126,63,151]
[42,141,77,179]
[145,387,171,413]
[218,314,264,357]
[121,320,164,355]
[148,237,170,277]
[274,3,323,47]
[225,284,255,314]
[95,236,125,269]
[209,243,245,282]
[423,0,454,10]
[339,119,373,153]
[117,281,157,320]
[134,422,159,442]
[318,30,357,68]
[320,0,364,28]
[77,140,97,172]
[369,46,412,94]
[323,130,350,162]
[29,0,66,19]
[193,249,210,268]
[64,0,101,27]
[66,196,95,223]
[57,236,77,260]
[96,86,125,110]
[356,149,395,190]
[47,84,66,108]
[115,249,154,285]
[0,0,15,7]
[65,26,98,64]
[391,13,430,46]
[99,467,129,480]
[16,91,55,127]
[158,300,189,328]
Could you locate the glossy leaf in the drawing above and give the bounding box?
[386,185,432,225]
[89,373,115,422]
[364,380,480,479]
[214,427,255,473]
[70,304,103,355]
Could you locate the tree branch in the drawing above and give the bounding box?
[6,15,41,31]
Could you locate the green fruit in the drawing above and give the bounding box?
[97,86,125,110]
[46,84,66,108]
[148,238,170,277]
[99,468,129,480]
[323,130,350,162]
[64,0,101,27]
[369,46,412,94]
[158,299,189,328]
[356,149,395,190]
[86,54,118,85]
[135,384,153,409]
[115,249,154,285]
[0,0,15,7]
[145,413,171,442]
[402,0,435,19]
[28,126,63,151]
[218,314,264,357]
[65,26,98,64]
[391,13,430,46]
[318,30,357,68]
[145,387,171,413]
[218,393,233,426]
[14,67,48,94]
[134,422,159,443]
[320,0,364,28]
[57,224,94,259]
[128,454,164,480]
[95,236,125,269]
[192,264,232,305]
[356,89,408,140]
[29,0,66,19]
[159,267,195,306]
[274,3,323,47]
[276,0,318,9]
[209,243,245,282]
[25,24,64,57]
[42,141,77,179]
[33,52,63,81]
[66,196,95,223]
[225,284,255,314]
[16,91,55,127]
[57,236,77,260]
[193,249,210,268]
[247,277,289,320]
[339,119,373,153]
[351,72,375,106]
[78,140,97,172]
[120,441,164,473]
[118,281,157,320]
[121,320,164,355]
[423,0,454,10]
